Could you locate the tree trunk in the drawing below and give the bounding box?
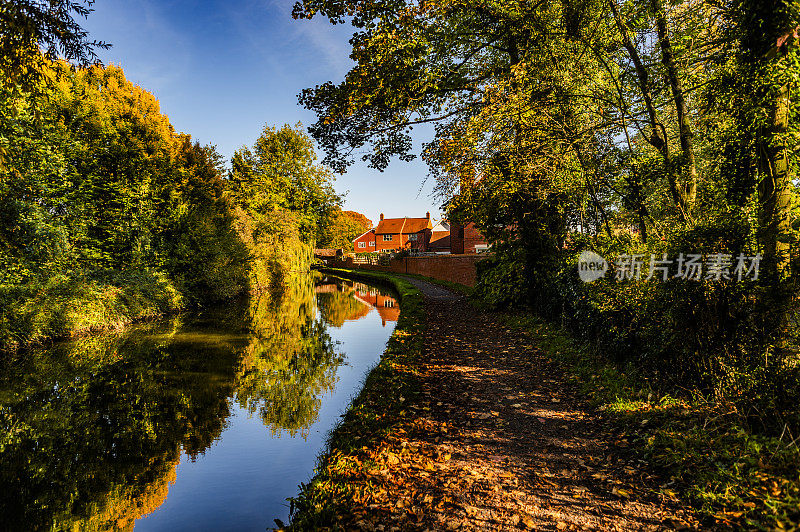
[651,0,697,217]
[759,81,792,280]
[740,0,797,281]
[608,0,688,221]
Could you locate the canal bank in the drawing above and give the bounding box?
[288,269,698,530]
[287,269,426,528]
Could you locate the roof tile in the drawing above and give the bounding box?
[375,217,431,234]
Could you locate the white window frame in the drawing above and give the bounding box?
[358,241,366,248]
[383,234,393,241]
[408,233,418,241]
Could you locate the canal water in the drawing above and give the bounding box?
[0,274,397,531]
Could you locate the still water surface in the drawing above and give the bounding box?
[0,274,397,531]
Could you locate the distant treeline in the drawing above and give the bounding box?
[0,58,358,352]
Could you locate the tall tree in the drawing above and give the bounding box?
[734,0,799,280]
[0,0,108,90]
[228,123,341,246]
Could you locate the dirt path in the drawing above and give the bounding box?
[345,278,700,531]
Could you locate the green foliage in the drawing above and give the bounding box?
[229,123,341,246]
[292,0,800,433]
[161,139,251,303]
[0,58,339,350]
[0,0,109,94]
[473,245,528,309]
[0,59,244,348]
[0,270,183,352]
[294,2,800,523]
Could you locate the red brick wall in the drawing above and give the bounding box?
[336,254,488,287]
[374,230,430,252]
[375,233,401,252]
[450,222,488,254]
[353,232,376,253]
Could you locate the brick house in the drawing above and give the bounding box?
[372,212,433,252]
[353,229,376,253]
[450,221,490,254]
[428,219,451,253]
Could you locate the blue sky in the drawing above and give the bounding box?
[82,0,442,226]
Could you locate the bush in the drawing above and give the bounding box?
[475,242,800,433]
[164,205,250,304]
[0,270,184,353]
[473,245,528,308]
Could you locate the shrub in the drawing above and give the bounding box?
[475,242,800,433]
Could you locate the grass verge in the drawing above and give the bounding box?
[504,313,800,530]
[287,268,425,530]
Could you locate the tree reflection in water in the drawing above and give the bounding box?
[235,274,342,438]
[0,271,391,530]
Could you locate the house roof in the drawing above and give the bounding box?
[375,217,432,234]
[352,229,375,242]
[431,219,450,232]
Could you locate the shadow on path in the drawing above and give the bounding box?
[353,277,700,531]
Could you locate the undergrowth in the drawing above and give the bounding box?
[0,270,184,354]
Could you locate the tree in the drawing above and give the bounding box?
[0,0,109,90]
[317,209,372,249]
[0,57,253,303]
[731,0,799,280]
[292,0,730,237]
[342,210,372,232]
[228,123,342,245]
[290,0,800,424]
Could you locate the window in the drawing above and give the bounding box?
[369,241,374,246]
[358,242,366,248]
[475,244,490,253]
[383,234,393,241]
[408,233,418,241]
[384,300,395,308]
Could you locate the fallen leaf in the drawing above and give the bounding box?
[612,487,631,498]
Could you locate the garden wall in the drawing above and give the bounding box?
[334,254,488,287]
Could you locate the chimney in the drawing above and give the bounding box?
[426,211,430,219]
[380,213,384,221]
